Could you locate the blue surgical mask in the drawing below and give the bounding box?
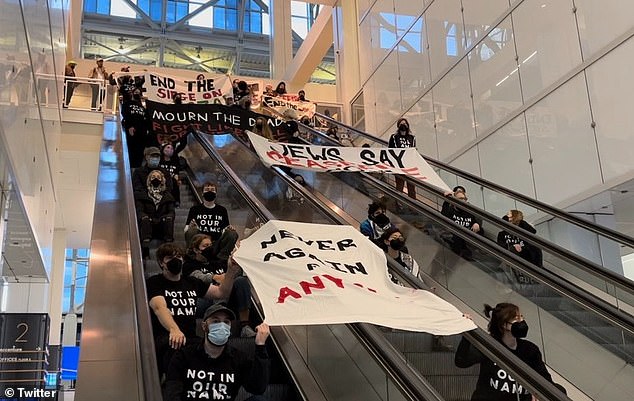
[148,157,160,168]
[207,322,231,346]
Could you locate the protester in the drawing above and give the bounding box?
[496,210,542,267]
[381,226,419,279]
[63,60,77,108]
[132,147,174,194]
[146,243,240,377]
[252,117,274,141]
[235,80,251,110]
[326,126,340,141]
[159,143,181,206]
[389,118,417,199]
[263,84,276,97]
[274,81,287,96]
[440,189,483,260]
[135,170,176,244]
[298,89,308,101]
[184,182,230,246]
[360,201,396,247]
[88,58,107,110]
[121,88,149,168]
[164,304,270,401]
[455,303,566,400]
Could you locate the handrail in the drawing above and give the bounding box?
[121,129,163,400]
[312,111,634,250]
[198,129,570,401]
[267,107,634,300]
[194,131,446,401]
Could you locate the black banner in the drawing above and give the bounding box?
[147,100,287,144]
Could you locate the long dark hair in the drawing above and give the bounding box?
[396,118,410,134]
[484,303,519,341]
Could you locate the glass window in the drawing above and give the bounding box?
[63,249,90,315]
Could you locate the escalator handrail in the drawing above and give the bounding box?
[297,115,634,299]
[121,129,163,400]
[312,111,634,250]
[194,130,446,401]
[202,129,570,401]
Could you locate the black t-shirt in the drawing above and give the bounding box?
[455,337,553,401]
[388,132,416,148]
[185,204,230,241]
[164,338,270,400]
[159,158,180,179]
[146,274,210,338]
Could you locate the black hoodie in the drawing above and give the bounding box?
[496,216,542,267]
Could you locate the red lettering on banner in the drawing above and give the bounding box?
[284,156,304,167]
[266,150,284,161]
[277,287,302,303]
[299,276,326,295]
[306,160,326,169]
[321,274,344,288]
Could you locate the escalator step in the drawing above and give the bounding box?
[236,383,297,401]
[551,310,613,328]
[381,331,433,352]
[424,375,478,401]
[405,352,478,376]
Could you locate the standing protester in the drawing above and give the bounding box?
[164,304,270,401]
[274,81,287,96]
[88,58,107,111]
[121,88,149,168]
[234,80,251,110]
[298,89,308,101]
[146,243,240,378]
[184,182,230,246]
[455,303,566,400]
[63,60,77,108]
[389,118,417,199]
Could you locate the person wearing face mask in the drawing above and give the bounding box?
[455,303,565,401]
[360,201,397,247]
[146,243,241,378]
[159,143,181,206]
[388,118,417,199]
[380,226,419,281]
[184,182,230,246]
[183,234,255,338]
[121,88,149,168]
[297,89,308,102]
[132,147,174,193]
[164,303,270,401]
[134,170,176,243]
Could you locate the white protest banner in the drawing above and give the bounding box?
[144,72,232,104]
[247,131,451,192]
[234,220,476,334]
[262,94,316,118]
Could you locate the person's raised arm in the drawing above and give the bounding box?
[149,296,186,349]
[204,257,240,300]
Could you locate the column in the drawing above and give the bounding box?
[334,0,361,123]
[48,229,67,345]
[269,0,293,80]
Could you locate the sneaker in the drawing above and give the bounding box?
[240,325,256,338]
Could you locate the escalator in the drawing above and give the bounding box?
[184,131,571,401]
[197,124,634,400]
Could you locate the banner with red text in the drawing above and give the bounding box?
[234,220,476,334]
[144,72,232,104]
[247,131,451,192]
[262,94,316,118]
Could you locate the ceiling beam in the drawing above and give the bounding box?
[119,0,160,30]
[82,35,146,64]
[167,0,220,32]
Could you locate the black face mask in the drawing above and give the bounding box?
[203,191,217,202]
[133,94,142,100]
[150,178,161,187]
[390,238,405,251]
[166,258,182,275]
[511,320,529,338]
[398,124,408,132]
[174,97,182,105]
[255,123,263,129]
[372,213,390,228]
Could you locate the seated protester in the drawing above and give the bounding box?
[132,147,173,194]
[440,189,483,260]
[164,304,270,401]
[441,185,466,216]
[283,118,301,144]
[360,201,397,247]
[326,125,340,141]
[135,170,176,243]
[455,303,566,400]
[299,115,313,128]
[252,117,274,141]
[380,226,419,283]
[184,234,255,337]
[184,182,229,246]
[146,243,240,377]
[159,143,181,206]
[497,210,543,269]
[234,80,251,110]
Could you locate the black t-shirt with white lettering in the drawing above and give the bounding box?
[455,337,553,401]
[146,274,210,338]
[186,204,230,241]
[164,338,270,400]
